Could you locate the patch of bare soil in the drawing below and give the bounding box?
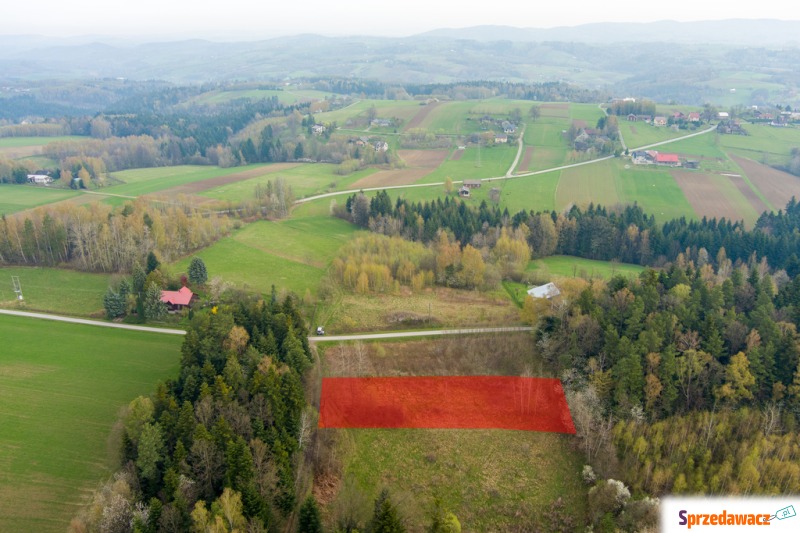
[731,155,800,211]
[350,150,448,188]
[518,147,535,172]
[450,148,464,161]
[403,101,442,130]
[672,170,744,222]
[728,174,768,214]
[157,163,300,195]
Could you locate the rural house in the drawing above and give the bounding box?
[311,124,326,135]
[160,286,197,312]
[654,153,680,166]
[463,180,482,189]
[527,282,561,299]
[26,174,52,184]
[653,116,667,127]
[374,141,389,152]
[688,112,701,122]
[494,134,508,143]
[458,186,471,198]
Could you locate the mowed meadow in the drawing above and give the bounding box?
[0,315,182,532]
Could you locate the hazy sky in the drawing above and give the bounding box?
[4,1,800,39]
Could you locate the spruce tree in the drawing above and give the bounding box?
[188,257,208,285]
[298,495,323,533]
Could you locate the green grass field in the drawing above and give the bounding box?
[340,428,585,530]
[556,160,622,209]
[529,255,645,280]
[0,267,112,316]
[171,216,361,296]
[569,103,606,123]
[617,166,697,221]
[0,315,181,532]
[418,144,517,183]
[0,185,79,215]
[619,121,691,149]
[106,165,272,197]
[0,135,85,148]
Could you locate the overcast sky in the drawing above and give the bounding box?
[4,1,800,39]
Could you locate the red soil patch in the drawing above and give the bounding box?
[156,163,300,195]
[572,119,587,129]
[450,148,464,161]
[518,147,535,172]
[350,149,448,188]
[319,376,575,434]
[404,101,442,130]
[732,155,800,211]
[672,170,743,221]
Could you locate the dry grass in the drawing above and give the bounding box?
[320,286,521,333]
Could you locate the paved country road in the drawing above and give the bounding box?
[308,326,533,343]
[0,309,187,335]
[0,309,531,341]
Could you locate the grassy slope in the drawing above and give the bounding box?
[0,267,111,316]
[617,166,697,222]
[0,185,79,215]
[171,216,361,296]
[0,136,85,148]
[342,428,585,530]
[106,165,269,196]
[529,255,646,279]
[0,315,181,532]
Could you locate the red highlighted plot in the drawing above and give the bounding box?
[319,376,575,434]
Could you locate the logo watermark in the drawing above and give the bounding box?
[662,498,797,531]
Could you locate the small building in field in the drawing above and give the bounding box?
[463,180,482,189]
[27,174,52,184]
[160,286,197,312]
[527,282,561,299]
[653,116,667,127]
[458,186,471,198]
[311,124,326,135]
[654,153,681,166]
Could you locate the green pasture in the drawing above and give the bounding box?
[106,164,272,197]
[200,163,376,202]
[171,216,360,296]
[414,101,484,134]
[524,116,571,148]
[0,267,111,316]
[569,104,605,123]
[555,160,622,209]
[418,144,517,183]
[0,185,78,215]
[0,136,85,148]
[0,315,181,532]
[619,121,691,149]
[718,124,800,165]
[617,166,697,222]
[341,428,585,531]
[529,255,646,280]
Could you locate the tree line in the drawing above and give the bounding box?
[71,293,316,531]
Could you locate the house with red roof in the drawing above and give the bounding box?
[654,153,681,166]
[160,286,197,312]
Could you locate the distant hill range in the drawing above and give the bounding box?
[418,19,800,46]
[1,19,799,107]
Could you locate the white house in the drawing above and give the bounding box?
[27,174,52,184]
[527,282,561,299]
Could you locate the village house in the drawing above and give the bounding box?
[653,116,667,127]
[462,180,482,189]
[26,174,52,185]
[458,186,471,198]
[527,282,561,299]
[494,134,508,143]
[654,153,681,167]
[311,124,326,135]
[687,112,701,122]
[374,141,389,152]
[160,286,197,312]
[502,121,516,134]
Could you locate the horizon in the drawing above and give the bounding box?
[2,1,800,42]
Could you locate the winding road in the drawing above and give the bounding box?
[295,124,717,204]
[0,308,530,341]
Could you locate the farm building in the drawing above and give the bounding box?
[654,153,680,166]
[463,180,482,189]
[27,174,52,184]
[527,282,561,299]
[688,112,701,122]
[458,186,471,198]
[160,286,197,312]
[495,134,508,143]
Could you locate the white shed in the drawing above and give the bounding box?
[527,282,561,299]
